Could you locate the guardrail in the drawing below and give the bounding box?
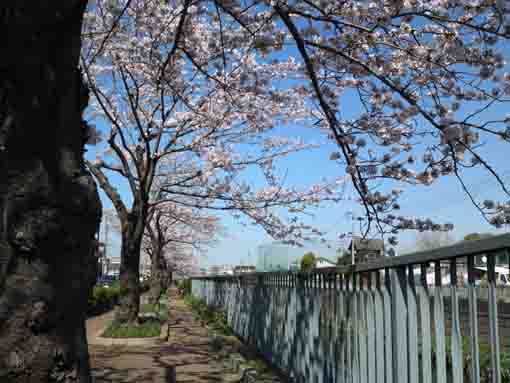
[191,233,510,383]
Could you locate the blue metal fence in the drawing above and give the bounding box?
[191,234,510,383]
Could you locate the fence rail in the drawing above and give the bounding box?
[191,233,510,383]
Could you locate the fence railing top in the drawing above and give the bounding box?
[190,233,510,280]
[351,232,510,272]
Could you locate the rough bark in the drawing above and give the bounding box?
[116,211,145,324]
[148,259,163,306]
[0,2,102,382]
[148,251,170,306]
[144,209,171,306]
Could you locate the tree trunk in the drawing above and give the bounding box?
[116,218,144,324]
[148,251,169,306]
[0,2,102,382]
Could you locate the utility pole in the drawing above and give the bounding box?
[351,239,355,266]
[351,212,355,265]
[345,210,356,265]
[345,175,356,266]
[104,217,109,275]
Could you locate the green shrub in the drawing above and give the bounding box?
[88,278,153,317]
[87,284,120,316]
[478,342,510,383]
[431,335,510,383]
[184,295,233,336]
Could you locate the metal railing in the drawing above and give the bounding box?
[191,233,510,383]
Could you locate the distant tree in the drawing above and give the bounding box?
[464,233,482,241]
[143,201,220,305]
[301,252,317,271]
[336,250,351,266]
[464,232,494,241]
[415,232,455,252]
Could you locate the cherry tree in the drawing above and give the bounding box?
[213,0,510,244]
[1,2,102,381]
[153,151,344,244]
[81,0,344,323]
[143,201,220,304]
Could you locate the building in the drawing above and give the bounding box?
[94,240,107,277]
[256,242,294,272]
[233,265,256,274]
[105,256,121,277]
[349,237,384,263]
[255,242,339,272]
[316,257,336,269]
[207,265,234,276]
[195,268,208,277]
[289,259,300,271]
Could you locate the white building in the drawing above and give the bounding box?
[207,265,234,276]
[316,257,336,269]
[105,256,121,277]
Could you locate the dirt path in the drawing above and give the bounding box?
[87,290,279,382]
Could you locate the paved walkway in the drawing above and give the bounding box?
[87,290,275,383]
[87,300,169,382]
[86,310,115,342]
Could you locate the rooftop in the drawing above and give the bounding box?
[349,237,384,251]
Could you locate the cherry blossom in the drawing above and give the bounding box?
[215,0,510,243]
[81,0,346,322]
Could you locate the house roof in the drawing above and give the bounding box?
[349,237,384,252]
[316,257,336,264]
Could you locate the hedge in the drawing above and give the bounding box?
[87,282,120,316]
[87,279,152,317]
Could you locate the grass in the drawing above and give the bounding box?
[184,294,233,336]
[101,294,169,338]
[429,335,510,383]
[102,318,162,338]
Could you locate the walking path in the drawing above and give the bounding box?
[87,290,282,382]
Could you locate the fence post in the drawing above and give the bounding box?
[391,267,408,383]
[487,253,501,383]
[467,255,480,383]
